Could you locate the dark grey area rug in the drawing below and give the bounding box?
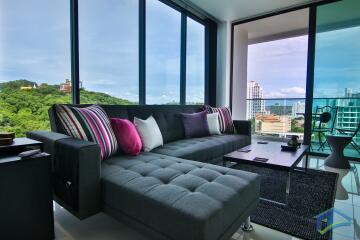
[234,164,338,240]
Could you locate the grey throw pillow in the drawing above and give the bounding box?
[207,112,221,135]
[134,116,163,152]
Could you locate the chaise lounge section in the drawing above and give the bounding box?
[27,104,260,240]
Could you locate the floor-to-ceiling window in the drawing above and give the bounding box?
[146,0,181,104]
[0,0,210,135]
[233,9,309,141]
[186,17,205,104]
[0,0,71,136]
[79,0,139,104]
[247,35,308,140]
[312,0,360,158]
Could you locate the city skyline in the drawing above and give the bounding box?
[247,80,359,143]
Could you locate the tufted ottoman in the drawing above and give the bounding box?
[101,152,260,240]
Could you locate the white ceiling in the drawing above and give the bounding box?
[182,0,313,21]
[236,8,309,43]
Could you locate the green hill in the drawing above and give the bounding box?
[0,79,38,90]
[0,80,133,136]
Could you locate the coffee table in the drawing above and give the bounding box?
[223,141,309,205]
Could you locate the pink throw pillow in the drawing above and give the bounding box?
[110,118,142,156]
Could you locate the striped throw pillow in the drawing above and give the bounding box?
[55,104,118,160]
[205,106,235,134]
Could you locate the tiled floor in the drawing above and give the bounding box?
[54,157,360,240]
[309,158,360,240]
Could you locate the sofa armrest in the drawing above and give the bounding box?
[233,120,252,137]
[27,131,101,219]
[27,130,71,157]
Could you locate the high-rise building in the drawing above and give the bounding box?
[292,101,305,118]
[345,88,353,98]
[336,89,360,145]
[246,81,265,119]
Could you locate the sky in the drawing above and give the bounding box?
[0,0,205,104]
[313,26,360,98]
[247,26,360,99]
[248,35,308,99]
[1,0,359,103]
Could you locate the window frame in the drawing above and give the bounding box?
[229,0,360,160]
[70,0,213,105]
[184,15,207,105]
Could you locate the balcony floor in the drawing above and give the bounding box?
[311,142,360,159]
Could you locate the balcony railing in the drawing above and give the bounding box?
[246,98,305,140]
[246,97,360,159]
[311,97,360,159]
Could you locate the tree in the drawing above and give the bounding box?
[0,80,134,136]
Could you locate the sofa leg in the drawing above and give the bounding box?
[241,216,254,232]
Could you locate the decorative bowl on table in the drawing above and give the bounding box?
[0,132,15,146]
[281,135,301,151]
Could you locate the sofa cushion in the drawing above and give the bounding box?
[151,134,250,163]
[207,112,221,135]
[110,118,142,156]
[134,116,163,152]
[126,105,204,143]
[181,110,210,138]
[101,152,260,240]
[55,104,118,160]
[205,106,235,134]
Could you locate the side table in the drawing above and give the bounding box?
[0,137,43,156]
[0,152,54,239]
[324,135,352,169]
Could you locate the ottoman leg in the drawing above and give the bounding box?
[241,216,254,232]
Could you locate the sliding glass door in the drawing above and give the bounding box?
[312,0,360,158]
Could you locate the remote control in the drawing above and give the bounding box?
[253,157,269,162]
[18,149,41,158]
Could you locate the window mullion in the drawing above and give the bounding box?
[180,13,187,105]
[139,0,146,104]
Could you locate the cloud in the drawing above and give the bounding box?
[249,35,308,59]
[146,90,180,104]
[265,87,306,98]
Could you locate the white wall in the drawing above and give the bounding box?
[216,21,231,107]
[216,22,248,120]
[231,27,248,120]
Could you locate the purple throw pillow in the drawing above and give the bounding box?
[181,110,210,138]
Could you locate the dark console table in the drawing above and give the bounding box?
[0,151,54,239]
[0,137,42,155]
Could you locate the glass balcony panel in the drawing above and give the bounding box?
[311,98,360,159]
[246,98,305,142]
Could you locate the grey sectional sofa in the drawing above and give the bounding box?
[27,104,260,240]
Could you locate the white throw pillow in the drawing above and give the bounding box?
[134,116,163,152]
[207,113,221,135]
